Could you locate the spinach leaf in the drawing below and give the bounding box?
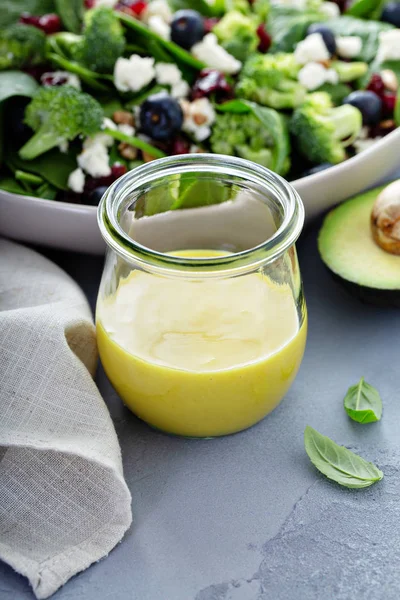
[6,148,77,190]
[304,426,383,489]
[0,72,38,164]
[217,99,290,176]
[35,182,58,200]
[327,16,394,63]
[55,0,84,34]
[0,176,33,196]
[0,0,55,28]
[0,71,38,104]
[98,97,124,118]
[118,12,205,71]
[169,0,223,16]
[343,377,383,423]
[268,7,328,53]
[345,0,385,19]
[318,82,352,105]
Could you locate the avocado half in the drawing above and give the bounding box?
[318,185,400,307]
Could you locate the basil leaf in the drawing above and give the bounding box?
[343,377,382,424]
[304,426,383,489]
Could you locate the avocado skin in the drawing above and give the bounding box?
[330,273,400,308]
[318,183,400,308]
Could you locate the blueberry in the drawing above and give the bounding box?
[139,93,183,142]
[87,186,108,205]
[342,91,382,126]
[381,1,400,27]
[307,25,336,55]
[303,163,334,177]
[171,9,205,50]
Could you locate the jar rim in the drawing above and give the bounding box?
[98,154,305,275]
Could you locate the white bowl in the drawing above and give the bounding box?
[1,128,400,254]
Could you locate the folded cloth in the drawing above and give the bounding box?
[0,239,132,599]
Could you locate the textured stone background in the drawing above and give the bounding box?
[1,216,400,600]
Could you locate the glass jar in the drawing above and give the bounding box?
[96,154,306,438]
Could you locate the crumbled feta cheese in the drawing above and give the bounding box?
[358,126,369,140]
[41,71,81,89]
[192,33,242,75]
[182,98,216,142]
[84,118,116,150]
[171,79,190,99]
[114,55,155,93]
[294,33,330,65]
[336,36,362,59]
[94,0,118,6]
[155,63,182,86]
[118,124,136,137]
[298,62,338,90]
[377,30,400,62]
[271,0,307,8]
[154,63,190,98]
[58,140,69,154]
[143,0,172,23]
[68,168,85,194]
[319,1,340,18]
[148,15,171,40]
[354,136,382,154]
[78,143,111,178]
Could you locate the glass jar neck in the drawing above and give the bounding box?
[98,154,305,277]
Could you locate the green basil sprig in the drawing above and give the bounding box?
[304,426,383,489]
[343,377,383,424]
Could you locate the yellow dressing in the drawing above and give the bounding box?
[96,250,307,437]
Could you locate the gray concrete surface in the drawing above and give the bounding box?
[1,218,400,600]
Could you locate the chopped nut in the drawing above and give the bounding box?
[318,59,331,69]
[142,150,157,163]
[113,110,135,126]
[118,142,138,160]
[371,179,400,255]
[179,99,191,118]
[193,113,208,126]
[381,69,398,92]
[380,119,396,130]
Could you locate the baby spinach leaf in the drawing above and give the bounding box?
[345,0,385,19]
[327,16,394,63]
[35,182,58,200]
[169,0,223,16]
[0,176,33,196]
[6,147,77,190]
[217,99,290,176]
[0,71,38,105]
[318,82,352,105]
[343,377,383,423]
[268,7,328,53]
[125,85,165,109]
[304,426,383,489]
[0,0,55,28]
[55,0,84,34]
[97,97,124,118]
[118,12,205,71]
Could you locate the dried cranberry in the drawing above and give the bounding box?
[19,13,41,27]
[41,72,69,87]
[84,0,96,8]
[111,163,128,179]
[382,92,397,117]
[256,24,271,53]
[191,68,233,102]
[171,137,190,155]
[331,0,347,12]
[204,18,219,34]
[116,0,147,16]
[367,74,385,98]
[19,12,61,34]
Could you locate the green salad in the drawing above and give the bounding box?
[0,0,399,205]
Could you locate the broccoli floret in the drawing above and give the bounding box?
[290,92,362,165]
[236,53,307,109]
[77,7,125,73]
[210,112,275,169]
[0,24,46,70]
[213,11,259,61]
[19,86,104,160]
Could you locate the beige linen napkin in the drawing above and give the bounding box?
[0,238,132,599]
